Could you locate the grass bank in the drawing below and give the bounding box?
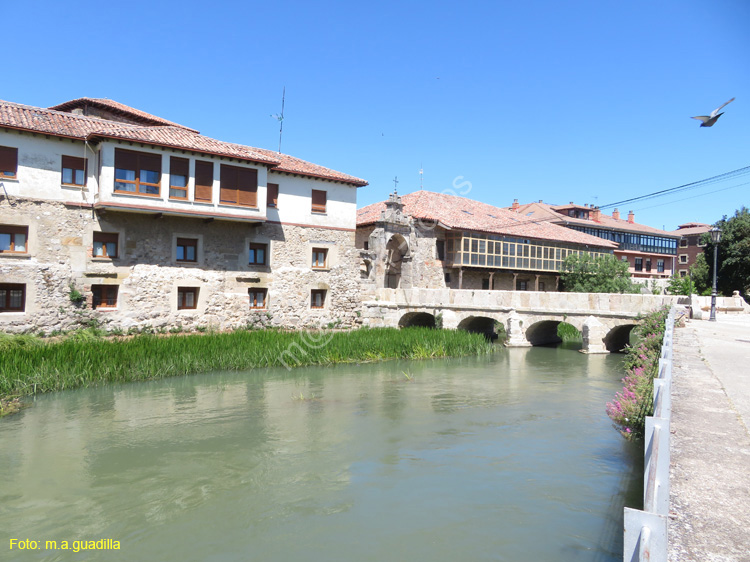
[0,327,493,403]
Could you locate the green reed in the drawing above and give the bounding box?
[0,328,493,400]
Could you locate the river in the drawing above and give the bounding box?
[0,343,641,561]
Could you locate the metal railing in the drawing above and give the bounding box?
[623,306,675,561]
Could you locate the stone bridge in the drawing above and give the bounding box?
[361,288,684,353]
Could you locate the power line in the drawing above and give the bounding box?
[599,165,750,210]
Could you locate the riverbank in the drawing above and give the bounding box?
[0,327,494,408]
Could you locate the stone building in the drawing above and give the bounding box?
[669,222,712,278]
[0,98,367,333]
[509,200,680,281]
[356,190,617,292]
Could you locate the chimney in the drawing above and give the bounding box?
[538,199,543,203]
[612,208,620,220]
[591,207,601,221]
[627,210,635,224]
[512,199,520,211]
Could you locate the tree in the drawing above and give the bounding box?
[559,253,638,293]
[704,207,750,298]
[666,274,696,296]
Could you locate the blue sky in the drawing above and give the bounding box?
[5,0,748,230]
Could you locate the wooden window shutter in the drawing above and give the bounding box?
[115,149,137,171]
[62,155,86,173]
[220,164,238,204]
[170,156,188,177]
[195,160,213,202]
[267,183,279,207]
[237,167,257,207]
[311,189,327,213]
[0,146,18,177]
[141,152,162,174]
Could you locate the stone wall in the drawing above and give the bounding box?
[0,199,362,334]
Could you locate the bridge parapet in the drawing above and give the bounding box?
[361,288,683,353]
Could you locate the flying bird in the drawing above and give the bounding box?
[691,97,735,127]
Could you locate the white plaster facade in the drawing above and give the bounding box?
[0,100,366,333]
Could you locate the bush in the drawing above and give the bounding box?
[606,307,669,439]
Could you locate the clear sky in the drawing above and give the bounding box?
[5,0,748,231]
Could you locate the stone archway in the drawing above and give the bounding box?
[457,316,501,341]
[398,312,436,328]
[604,324,637,353]
[385,234,409,289]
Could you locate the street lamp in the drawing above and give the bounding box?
[709,226,722,322]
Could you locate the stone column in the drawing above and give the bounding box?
[458,267,463,290]
[489,272,495,290]
[505,311,531,347]
[534,274,540,291]
[582,316,608,354]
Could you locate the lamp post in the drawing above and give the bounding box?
[709,226,722,322]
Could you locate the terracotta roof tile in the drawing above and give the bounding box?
[670,223,712,236]
[513,201,681,238]
[0,99,368,186]
[48,98,198,132]
[358,191,617,248]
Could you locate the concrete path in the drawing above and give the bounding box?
[669,314,750,562]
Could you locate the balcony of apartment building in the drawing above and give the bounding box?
[441,231,613,291]
[94,144,268,225]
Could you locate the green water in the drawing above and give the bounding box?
[0,344,641,561]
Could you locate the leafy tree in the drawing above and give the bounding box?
[559,253,638,293]
[666,274,696,296]
[704,207,750,298]
[688,253,711,295]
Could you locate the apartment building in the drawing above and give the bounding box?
[509,200,679,280]
[670,222,712,277]
[0,98,367,333]
[356,190,617,292]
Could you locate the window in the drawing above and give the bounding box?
[645,259,652,272]
[310,289,326,309]
[436,240,445,261]
[249,288,267,309]
[657,259,665,273]
[92,285,118,309]
[249,243,267,265]
[176,238,198,262]
[62,155,86,186]
[220,164,257,207]
[0,146,18,179]
[482,278,490,290]
[178,287,199,310]
[0,283,25,312]
[679,270,687,278]
[114,149,161,195]
[363,241,369,250]
[516,280,528,291]
[311,189,327,213]
[194,160,213,202]
[93,232,118,258]
[444,272,451,284]
[634,257,643,271]
[312,248,328,269]
[267,183,279,208]
[169,157,189,199]
[539,281,546,291]
[0,225,28,253]
[679,254,688,264]
[680,238,688,248]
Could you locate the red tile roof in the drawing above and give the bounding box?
[670,223,712,236]
[357,191,617,248]
[49,98,199,132]
[512,201,680,238]
[0,99,368,187]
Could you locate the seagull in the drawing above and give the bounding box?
[691,97,735,127]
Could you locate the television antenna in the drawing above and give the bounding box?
[271,87,285,153]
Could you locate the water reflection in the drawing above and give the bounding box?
[0,347,639,562]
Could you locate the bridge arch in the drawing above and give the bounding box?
[604,324,637,353]
[524,320,564,346]
[398,311,436,328]
[457,316,502,341]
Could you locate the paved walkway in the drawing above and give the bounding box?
[669,314,750,562]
